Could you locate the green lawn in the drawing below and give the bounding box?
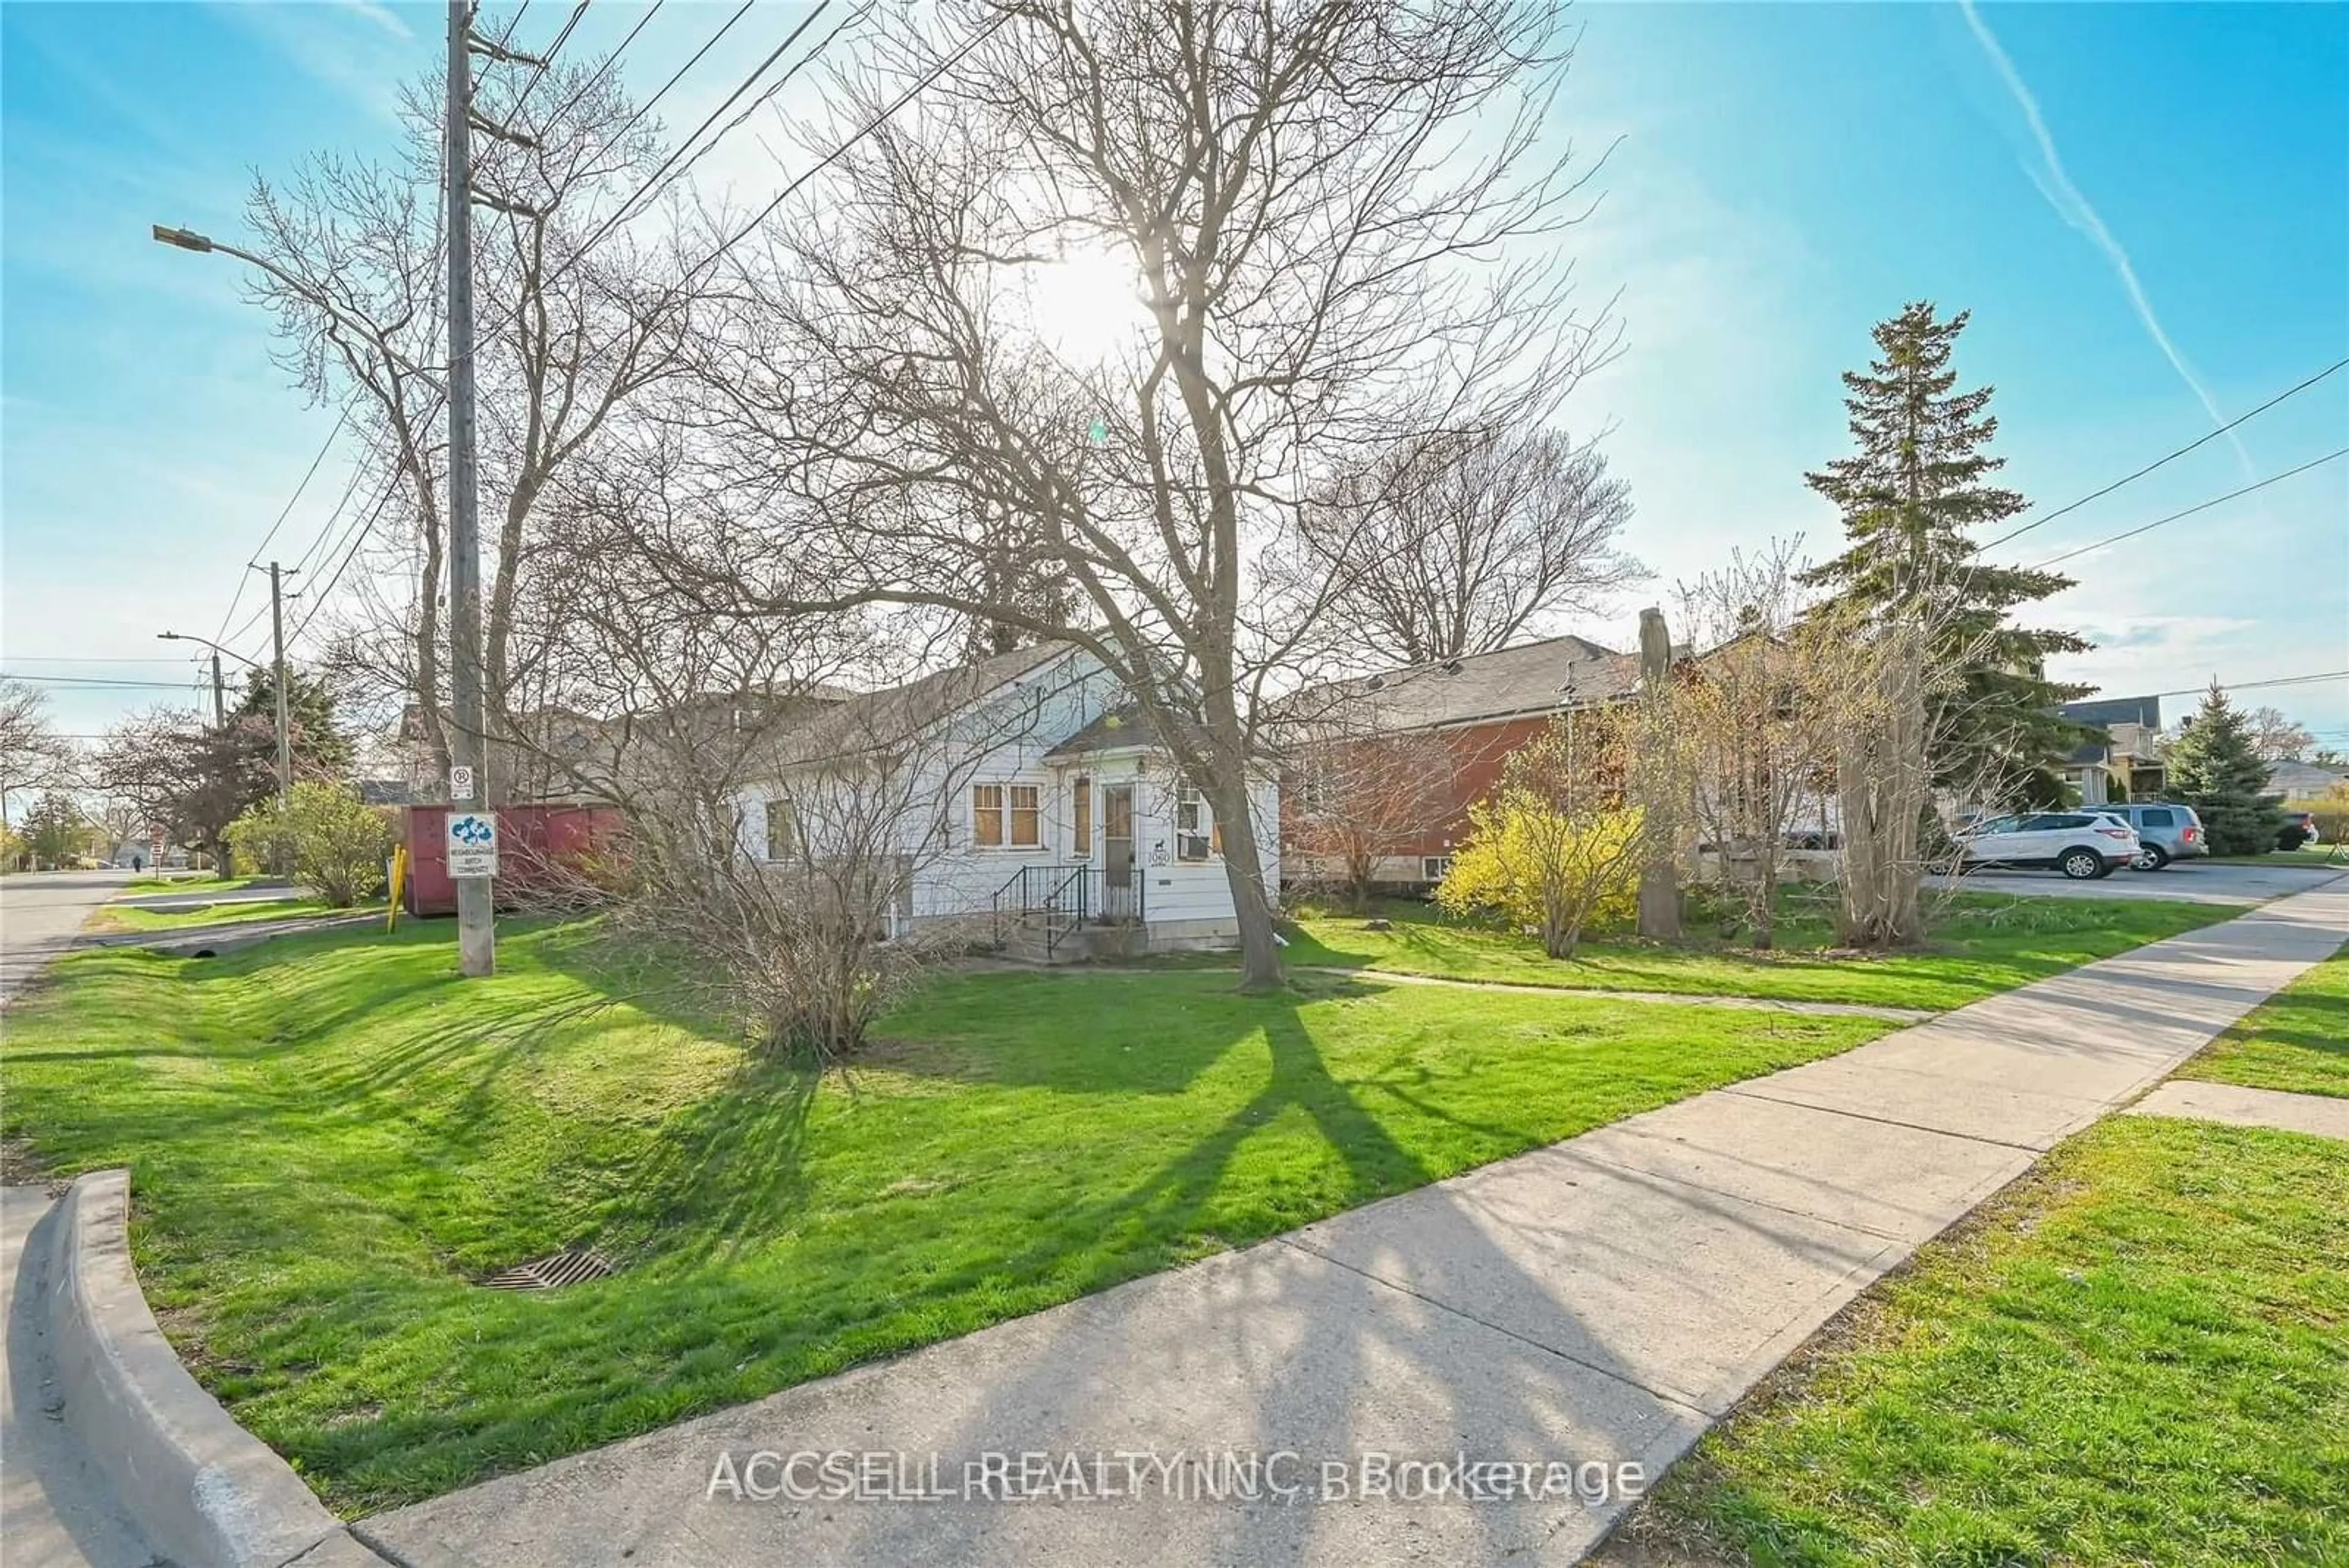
[119,874,271,894]
[1625,1115,2349,1567]
[2177,945,2349,1099]
[86,896,368,934]
[1280,892,2232,1013]
[0,921,1891,1514]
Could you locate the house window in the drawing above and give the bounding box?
[973,783,1041,849]
[1072,776,1093,857]
[1009,784,1041,848]
[764,798,798,861]
[1177,784,1212,862]
[1421,855,1453,882]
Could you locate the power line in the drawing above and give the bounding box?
[0,674,209,689]
[504,0,593,122]
[1979,355,2349,555]
[286,469,407,650]
[679,7,1012,292]
[535,0,665,130]
[2141,670,2349,700]
[495,0,534,48]
[0,656,196,665]
[2028,447,2349,571]
[567,0,847,262]
[596,0,757,167]
[209,406,352,645]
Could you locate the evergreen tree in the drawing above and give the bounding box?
[22,790,92,868]
[1801,301,2091,806]
[233,667,352,778]
[2165,681,2284,855]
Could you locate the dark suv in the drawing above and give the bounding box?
[2101,801,2207,870]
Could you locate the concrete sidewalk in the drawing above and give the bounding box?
[358,885,2349,1568]
[2128,1079,2349,1141]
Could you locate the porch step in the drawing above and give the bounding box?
[993,918,1144,967]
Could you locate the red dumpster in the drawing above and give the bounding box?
[401,803,625,916]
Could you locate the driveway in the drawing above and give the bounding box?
[1933,860,2346,907]
[0,871,128,1003]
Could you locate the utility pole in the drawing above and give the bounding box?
[267,560,293,804]
[210,652,226,730]
[447,0,494,977]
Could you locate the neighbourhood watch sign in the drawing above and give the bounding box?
[447,812,500,879]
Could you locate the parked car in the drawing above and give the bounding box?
[1954,811,2139,879]
[2280,811,2320,851]
[2099,801,2208,870]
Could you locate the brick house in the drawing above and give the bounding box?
[1282,633,1643,892]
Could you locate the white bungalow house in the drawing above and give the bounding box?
[730,642,1279,959]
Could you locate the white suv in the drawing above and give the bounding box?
[1956,811,2139,880]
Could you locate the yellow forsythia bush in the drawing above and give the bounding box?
[1435,793,1642,956]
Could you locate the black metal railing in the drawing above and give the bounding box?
[990,863,1144,956]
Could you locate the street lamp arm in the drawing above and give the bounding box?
[150,224,444,387]
[157,631,265,671]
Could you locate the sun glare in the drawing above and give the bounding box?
[1025,247,1148,363]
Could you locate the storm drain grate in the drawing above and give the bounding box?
[483,1249,617,1291]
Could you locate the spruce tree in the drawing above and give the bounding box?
[2165,681,2284,855]
[1801,302,2090,806]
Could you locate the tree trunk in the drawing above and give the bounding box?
[1835,639,1926,947]
[1205,773,1285,992]
[1635,606,1682,939]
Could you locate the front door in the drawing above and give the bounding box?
[1102,784,1137,920]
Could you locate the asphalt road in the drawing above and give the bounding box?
[0,871,130,1004]
[1932,859,2346,907]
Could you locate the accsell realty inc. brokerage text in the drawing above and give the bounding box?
[706,1447,1649,1507]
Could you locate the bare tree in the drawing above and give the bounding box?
[91,708,278,872]
[670,0,1616,989]
[1660,547,1844,950]
[0,679,69,833]
[243,38,692,798]
[1300,425,1639,666]
[2240,705,2317,764]
[1284,728,1459,911]
[1832,612,1930,948]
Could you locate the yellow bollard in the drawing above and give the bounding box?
[387,844,409,932]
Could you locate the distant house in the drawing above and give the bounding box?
[729,642,1280,956]
[1280,633,1641,890]
[2058,696,2167,804]
[2266,758,2348,799]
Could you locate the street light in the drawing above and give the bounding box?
[158,632,287,802]
[149,224,440,382]
[158,630,262,669]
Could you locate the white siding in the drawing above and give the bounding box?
[729,648,1282,940]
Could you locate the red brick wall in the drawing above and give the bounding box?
[1390,717,1554,855]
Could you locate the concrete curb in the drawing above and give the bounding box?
[46,1168,389,1568]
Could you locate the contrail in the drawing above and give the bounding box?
[1959,0,2254,478]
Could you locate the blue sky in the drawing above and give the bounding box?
[6,2,2346,752]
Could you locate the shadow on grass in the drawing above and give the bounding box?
[598,1057,822,1265]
